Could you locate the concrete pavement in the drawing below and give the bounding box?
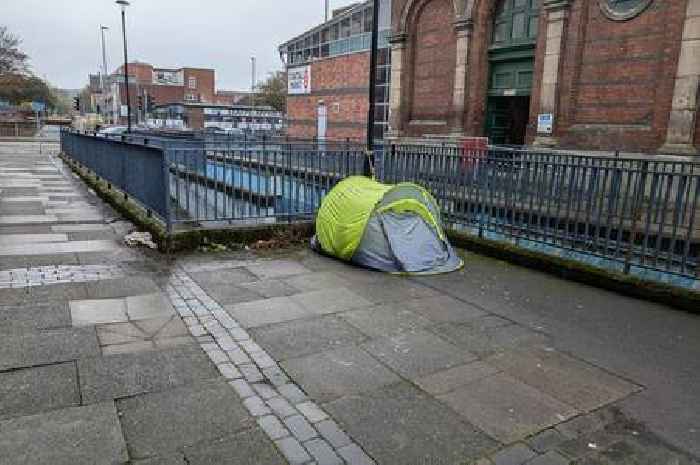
[1,141,698,465]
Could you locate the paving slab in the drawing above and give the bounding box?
[0,240,118,256]
[86,276,161,299]
[190,267,259,287]
[362,329,478,379]
[0,327,99,371]
[77,346,219,403]
[290,287,373,315]
[239,279,300,299]
[0,233,68,245]
[182,428,287,465]
[433,319,550,357]
[486,348,641,412]
[0,225,53,234]
[282,271,349,292]
[129,453,186,465]
[438,373,578,443]
[125,293,176,320]
[281,346,402,403]
[51,224,112,232]
[326,382,497,465]
[0,402,128,465]
[0,281,88,305]
[0,214,58,225]
[414,360,502,395]
[402,294,488,323]
[251,315,368,361]
[194,282,264,305]
[70,298,128,326]
[0,302,70,330]
[117,380,252,459]
[0,362,79,420]
[348,279,440,304]
[338,303,433,338]
[226,296,312,328]
[247,260,311,279]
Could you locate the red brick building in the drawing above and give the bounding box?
[388,0,700,154]
[280,1,392,141]
[283,0,700,154]
[104,62,221,126]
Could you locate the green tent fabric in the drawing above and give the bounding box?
[314,176,463,274]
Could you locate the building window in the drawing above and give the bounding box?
[492,0,539,48]
[188,77,197,89]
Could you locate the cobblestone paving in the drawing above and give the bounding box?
[164,268,376,465]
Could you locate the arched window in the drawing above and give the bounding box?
[492,0,539,48]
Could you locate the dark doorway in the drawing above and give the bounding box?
[486,96,530,145]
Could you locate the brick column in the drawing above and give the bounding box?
[533,0,570,147]
[387,33,408,138]
[660,0,700,155]
[450,19,473,135]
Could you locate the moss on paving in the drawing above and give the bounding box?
[447,229,700,314]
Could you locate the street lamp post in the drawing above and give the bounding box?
[365,0,381,176]
[100,25,109,120]
[116,0,131,132]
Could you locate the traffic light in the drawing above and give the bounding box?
[73,97,80,112]
[147,95,155,111]
[137,95,144,112]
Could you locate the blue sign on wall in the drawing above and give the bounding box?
[31,101,46,112]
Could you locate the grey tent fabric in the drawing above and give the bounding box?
[351,215,398,271]
[351,211,462,274]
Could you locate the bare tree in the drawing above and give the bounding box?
[0,26,29,75]
[257,71,287,113]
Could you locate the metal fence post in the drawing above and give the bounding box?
[624,160,648,274]
[162,148,173,236]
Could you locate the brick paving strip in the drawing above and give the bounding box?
[0,264,125,289]
[165,268,375,465]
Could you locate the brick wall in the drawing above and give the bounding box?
[555,0,685,151]
[184,69,216,104]
[407,0,455,128]
[390,0,688,153]
[286,52,369,141]
[116,62,153,84]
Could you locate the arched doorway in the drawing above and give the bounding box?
[485,0,539,145]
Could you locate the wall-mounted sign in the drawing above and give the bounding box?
[599,0,654,21]
[120,105,128,117]
[288,65,311,95]
[152,70,184,86]
[538,113,553,135]
[31,101,45,112]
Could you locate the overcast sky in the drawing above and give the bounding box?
[2,0,357,90]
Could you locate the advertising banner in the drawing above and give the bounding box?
[288,66,311,95]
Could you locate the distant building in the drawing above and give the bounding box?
[149,102,284,132]
[278,0,392,141]
[95,61,266,130]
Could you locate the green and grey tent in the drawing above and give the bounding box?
[312,176,463,274]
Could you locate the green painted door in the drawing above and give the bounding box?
[485,0,540,144]
[485,98,510,145]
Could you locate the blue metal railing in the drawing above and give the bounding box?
[60,129,367,232]
[60,129,699,281]
[379,144,700,281]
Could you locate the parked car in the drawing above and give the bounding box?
[96,126,128,138]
